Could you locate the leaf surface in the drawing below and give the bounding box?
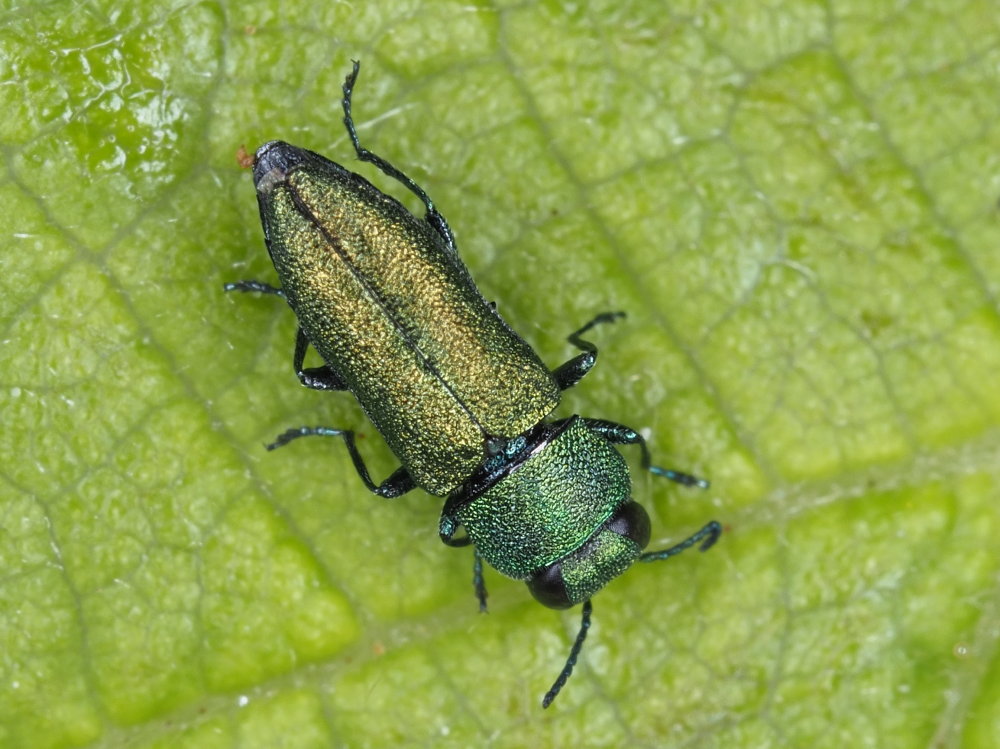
[1,1,999,747]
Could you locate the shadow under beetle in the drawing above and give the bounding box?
[227,61,722,708]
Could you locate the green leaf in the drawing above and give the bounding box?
[2,0,999,746]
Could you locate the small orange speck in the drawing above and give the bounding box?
[236,145,254,169]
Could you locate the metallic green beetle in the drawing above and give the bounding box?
[228,61,721,708]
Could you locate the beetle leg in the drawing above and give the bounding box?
[542,599,592,708]
[224,281,345,390]
[223,279,285,297]
[552,312,626,390]
[439,516,490,611]
[266,426,416,498]
[639,520,722,562]
[472,548,488,612]
[293,328,347,391]
[341,60,458,254]
[438,511,471,547]
[582,418,710,489]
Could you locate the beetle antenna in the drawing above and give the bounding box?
[639,520,722,563]
[542,599,593,708]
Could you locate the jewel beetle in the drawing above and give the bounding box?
[227,61,721,708]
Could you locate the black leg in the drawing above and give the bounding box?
[224,281,345,390]
[583,418,710,489]
[267,426,415,498]
[552,312,626,391]
[542,599,593,708]
[639,521,722,563]
[224,279,284,297]
[341,60,457,253]
[438,514,489,611]
[473,548,488,613]
[438,511,470,547]
[293,328,347,391]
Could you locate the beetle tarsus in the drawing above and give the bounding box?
[553,311,628,390]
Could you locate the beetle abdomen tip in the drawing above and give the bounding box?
[253,140,302,191]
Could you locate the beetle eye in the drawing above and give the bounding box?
[605,501,651,550]
[527,502,651,610]
[527,561,572,609]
